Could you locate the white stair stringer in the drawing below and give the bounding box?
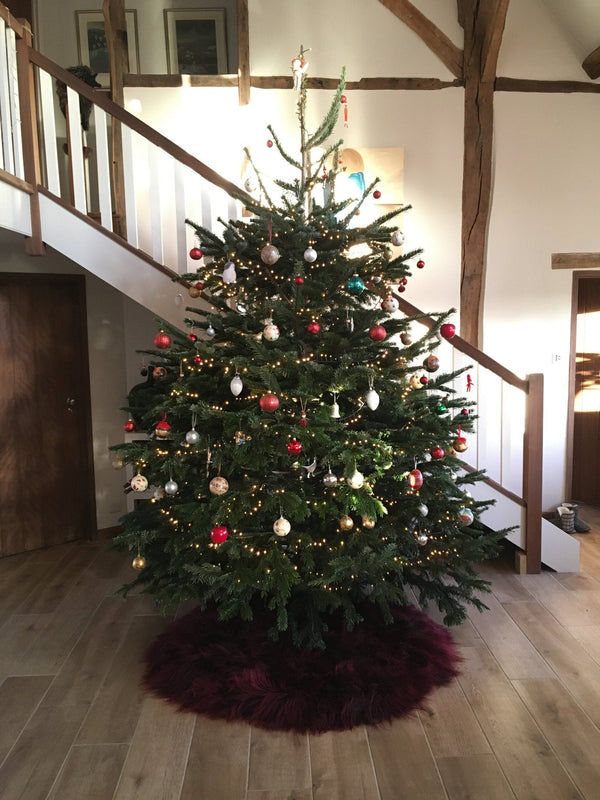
[467,477,580,572]
[38,192,192,331]
[0,182,32,237]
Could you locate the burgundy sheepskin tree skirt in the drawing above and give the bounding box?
[143,604,460,734]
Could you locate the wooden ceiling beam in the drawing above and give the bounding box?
[582,45,600,80]
[377,0,464,79]
[480,0,509,81]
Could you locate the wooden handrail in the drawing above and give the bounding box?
[27,48,252,203]
[0,5,28,38]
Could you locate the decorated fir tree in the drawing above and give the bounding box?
[112,61,502,654]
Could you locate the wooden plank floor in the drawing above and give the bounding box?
[1,507,600,799]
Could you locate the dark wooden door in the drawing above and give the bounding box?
[0,274,96,556]
[572,277,600,506]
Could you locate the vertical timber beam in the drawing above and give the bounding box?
[460,0,509,346]
[237,0,250,105]
[523,373,543,573]
[15,23,44,254]
[103,0,128,237]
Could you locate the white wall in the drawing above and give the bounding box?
[26,0,600,515]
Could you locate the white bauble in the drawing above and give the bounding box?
[230,374,243,396]
[165,479,178,495]
[303,246,318,263]
[417,533,429,545]
[381,295,399,313]
[391,230,405,246]
[263,323,280,341]
[206,324,215,337]
[273,516,291,536]
[348,469,364,489]
[130,473,148,492]
[417,503,429,517]
[365,388,380,411]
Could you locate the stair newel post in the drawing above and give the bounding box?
[523,372,544,573]
[15,22,44,255]
[103,0,128,239]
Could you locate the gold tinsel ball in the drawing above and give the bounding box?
[362,515,376,529]
[339,515,354,531]
[132,554,147,570]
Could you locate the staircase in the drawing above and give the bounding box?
[0,7,580,573]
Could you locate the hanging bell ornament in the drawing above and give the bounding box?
[222,260,237,283]
[273,516,291,536]
[263,322,280,341]
[348,469,364,489]
[209,476,229,495]
[391,230,405,247]
[339,515,354,531]
[165,479,179,495]
[132,554,147,570]
[261,243,280,265]
[130,473,149,492]
[303,246,318,263]
[330,400,340,419]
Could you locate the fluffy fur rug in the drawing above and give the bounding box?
[143,604,460,734]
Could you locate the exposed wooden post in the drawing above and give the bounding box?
[523,372,543,573]
[103,0,128,237]
[237,0,250,105]
[15,22,44,254]
[460,0,509,346]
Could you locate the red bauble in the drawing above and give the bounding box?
[420,376,429,385]
[188,333,198,342]
[267,139,274,148]
[417,259,425,269]
[287,438,303,455]
[189,247,203,260]
[298,416,308,427]
[193,355,203,364]
[340,94,347,104]
[123,418,136,432]
[408,469,424,490]
[373,189,381,199]
[195,281,205,290]
[430,446,445,460]
[153,331,171,349]
[398,285,406,293]
[440,323,456,339]
[402,278,408,285]
[259,392,279,412]
[369,324,387,342]
[210,525,228,544]
[307,321,321,335]
[461,408,469,416]
[294,276,305,285]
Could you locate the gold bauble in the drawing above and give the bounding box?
[362,515,376,529]
[409,374,422,389]
[188,286,201,298]
[132,554,147,570]
[209,476,229,495]
[339,515,354,531]
[453,436,468,453]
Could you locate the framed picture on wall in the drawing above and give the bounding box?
[164,9,228,75]
[76,10,140,86]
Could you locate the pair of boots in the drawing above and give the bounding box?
[557,502,591,533]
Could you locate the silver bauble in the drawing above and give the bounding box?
[165,479,178,495]
[260,243,280,265]
[303,246,317,263]
[323,470,338,487]
[185,428,200,445]
[347,469,364,489]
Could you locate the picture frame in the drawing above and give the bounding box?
[164,9,228,75]
[76,10,139,86]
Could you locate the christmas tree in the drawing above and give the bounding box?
[112,58,502,651]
